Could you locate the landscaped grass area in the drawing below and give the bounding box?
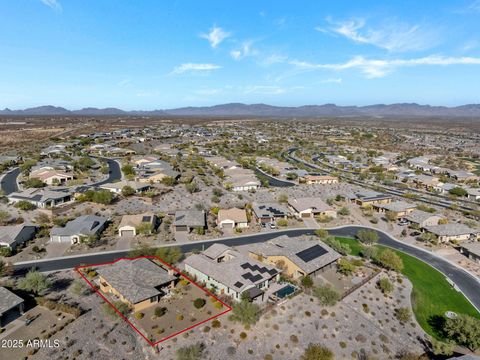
[333,236,480,338]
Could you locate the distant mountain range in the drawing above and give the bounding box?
[1,103,480,117]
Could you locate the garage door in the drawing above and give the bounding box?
[222,223,234,229]
[120,230,135,237]
[175,225,188,232]
[301,213,311,218]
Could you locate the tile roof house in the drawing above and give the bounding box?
[118,212,157,237]
[97,258,177,312]
[288,197,337,219]
[50,215,108,244]
[173,210,206,233]
[423,224,479,243]
[459,242,480,264]
[345,190,393,206]
[8,188,74,208]
[252,202,288,224]
[402,210,445,228]
[0,224,36,250]
[217,208,248,229]
[373,201,417,218]
[248,235,341,279]
[99,181,151,194]
[0,287,24,326]
[29,168,73,186]
[300,175,339,185]
[184,243,280,301]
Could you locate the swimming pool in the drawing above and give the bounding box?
[274,284,296,299]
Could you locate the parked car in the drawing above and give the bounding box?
[269,223,276,229]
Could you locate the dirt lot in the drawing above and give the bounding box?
[129,281,228,343]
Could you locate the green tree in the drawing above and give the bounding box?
[87,189,114,204]
[14,200,36,211]
[176,343,204,360]
[23,178,45,188]
[121,185,135,197]
[444,314,480,351]
[0,247,12,257]
[337,258,356,276]
[338,207,350,216]
[356,229,379,245]
[193,298,206,309]
[121,164,135,176]
[377,277,394,294]
[395,307,411,323]
[374,249,404,272]
[0,210,11,225]
[161,176,177,186]
[431,338,455,356]
[385,211,397,222]
[313,285,340,306]
[314,229,329,240]
[449,187,468,197]
[300,343,334,360]
[301,275,314,288]
[155,246,183,264]
[17,270,52,295]
[230,300,260,326]
[277,193,288,204]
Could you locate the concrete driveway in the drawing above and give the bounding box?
[302,217,320,229]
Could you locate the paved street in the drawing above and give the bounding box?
[12,225,480,312]
[0,167,20,195]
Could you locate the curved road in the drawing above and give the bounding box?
[12,226,480,312]
[0,157,121,195]
[254,168,295,187]
[0,167,20,195]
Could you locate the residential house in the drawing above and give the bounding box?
[252,202,288,224]
[172,210,206,233]
[97,258,177,312]
[8,188,74,208]
[373,201,417,218]
[402,210,445,228]
[345,190,393,207]
[99,181,151,194]
[118,213,156,237]
[50,215,108,244]
[248,235,340,279]
[29,168,73,186]
[0,224,36,251]
[288,197,337,219]
[184,244,280,302]
[423,224,479,243]
[300,175,339,185]
[217,208,248,229]
[459,242,480,264]
[0,287,24,326]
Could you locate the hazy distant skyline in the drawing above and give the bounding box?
[1,0,480,109]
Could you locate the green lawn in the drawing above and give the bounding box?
[334,236,480,338]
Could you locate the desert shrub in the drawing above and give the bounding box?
[193,298,206,309]
[134,312,144,320]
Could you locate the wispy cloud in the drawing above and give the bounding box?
[200,26,231,48]
[40,0,62,11]
[318,18,438,52]
[244,85,287,95]
[171,63,221,75]
[230,41,258,60]
[290,55,480,78]
[320,78,342,84]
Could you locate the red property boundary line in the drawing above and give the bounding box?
[74,255,232,347]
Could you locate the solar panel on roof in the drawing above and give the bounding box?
[242,273,254,280]
[250,274,263,282]
[240,263,250,269]
[234,281,243,288]
[295,244,328,263]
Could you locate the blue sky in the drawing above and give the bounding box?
[1,0,480,109]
